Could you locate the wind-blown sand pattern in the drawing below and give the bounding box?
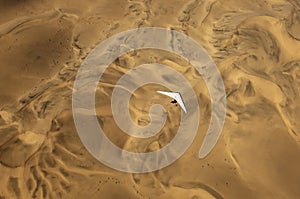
[0,0,300,198]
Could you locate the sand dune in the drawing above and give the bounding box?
[0,0,300,198]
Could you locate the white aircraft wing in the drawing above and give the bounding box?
[157,91,187,113]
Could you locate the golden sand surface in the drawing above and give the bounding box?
[1,0,300,198]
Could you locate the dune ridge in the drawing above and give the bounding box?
[0,0,300,198]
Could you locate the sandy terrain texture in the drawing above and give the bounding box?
[1,0,300,198]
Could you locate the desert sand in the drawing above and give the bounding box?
[0,0,300,198]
